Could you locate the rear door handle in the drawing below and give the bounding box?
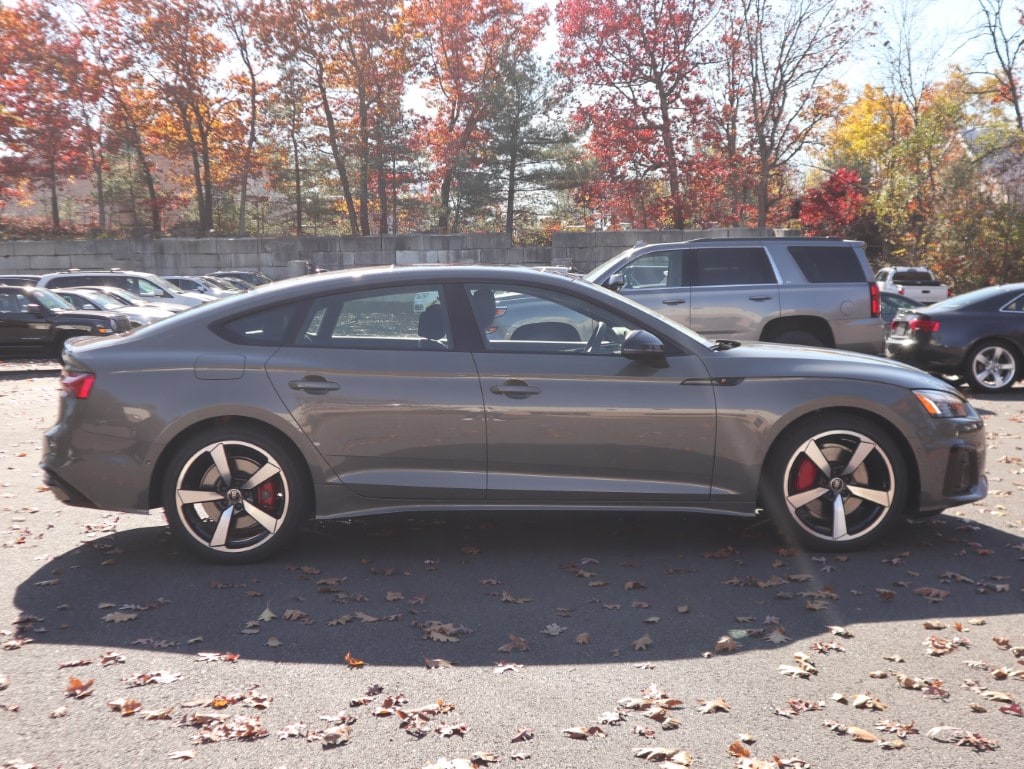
[490,380,540,399]
[289,375,341,394]
[662,299,686,305]
[748,295,774,302]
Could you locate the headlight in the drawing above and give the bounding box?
[914,389,976,418]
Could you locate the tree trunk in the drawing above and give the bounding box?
[48,158,60,230]
[316,66,359,234]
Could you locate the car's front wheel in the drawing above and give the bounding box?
[761,415,907,551]
[964,341,1019,393]
[162,427,310,563]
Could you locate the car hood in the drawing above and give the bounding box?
[701,340,955,392]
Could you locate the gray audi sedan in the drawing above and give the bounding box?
[42,265,987,563]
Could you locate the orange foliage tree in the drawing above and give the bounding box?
[0,1,96,230]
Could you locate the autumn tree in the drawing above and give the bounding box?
[216,0,268,236]
[262,0,411,235]
[555,0,724,229]
[71,0,165,234]
[797,167,867,236]
[736,0,868,227]
[407,0,548,233]
[977,0,1024,131]
[0,1,95,231]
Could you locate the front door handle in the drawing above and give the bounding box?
[662,299,686,305]
[289,375,340,394]
[748,295,774,302]
[490,380,540,399]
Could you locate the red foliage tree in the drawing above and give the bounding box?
[798,167,866,237]
[555,0,724,229]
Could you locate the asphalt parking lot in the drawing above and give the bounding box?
[1,361,1021,769]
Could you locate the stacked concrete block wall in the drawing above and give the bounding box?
[0,228,778,278]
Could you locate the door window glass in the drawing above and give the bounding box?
[619,252,674,288]
[467,282,644,355]
[298,284,449,350]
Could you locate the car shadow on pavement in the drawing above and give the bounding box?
[11,509,1022,666]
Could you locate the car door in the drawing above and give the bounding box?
[463,281,717,503]
[686,245,781,340]
[264,283,486,500]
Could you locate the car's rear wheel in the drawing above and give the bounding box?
[162,427,309,563]
[964,341,1019,393]
[761,415,907,551]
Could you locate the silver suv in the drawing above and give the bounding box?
[585,237,884,354]
[36,269,216,308]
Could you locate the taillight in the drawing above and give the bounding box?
[60,370,96,399]
[908,317,940,334]
[869,283,881,317]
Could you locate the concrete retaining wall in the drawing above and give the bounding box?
[0,228,777,278]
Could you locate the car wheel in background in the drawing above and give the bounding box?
[964,341,1019,393]
[162,427,310,563]
[761,415,907,551]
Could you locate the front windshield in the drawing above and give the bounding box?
[32,288,74,310]
[144,276,184,295]
[101,287,143,306]
[78,291,121,310]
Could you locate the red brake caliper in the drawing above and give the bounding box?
[256,480,277,511]
[793,456,820,493]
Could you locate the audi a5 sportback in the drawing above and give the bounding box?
[42,265,986,563]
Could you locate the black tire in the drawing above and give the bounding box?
[964,341,1019,393]
[761,415,907,551]
[770,330,823,347]
[161,427,310,563]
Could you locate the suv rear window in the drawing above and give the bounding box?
[788,245,867,283]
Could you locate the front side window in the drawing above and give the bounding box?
[220,302,302,346]
[0,289,21,314]
[468,282,644,355]
[297,284,450,351]
[619,251,675,288]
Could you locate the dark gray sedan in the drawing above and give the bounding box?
[886,283,1024,392]
[42,266,987,563]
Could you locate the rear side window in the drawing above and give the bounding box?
[297,284,449,350]
[692,247,775,286]
[220,303,301,346]
[789,245,868,283]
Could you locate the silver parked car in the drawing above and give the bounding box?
[42,265,986,563]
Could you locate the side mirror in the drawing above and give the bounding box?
[26,302,46,316]
[606,273,625,291]
[622,329,666,364]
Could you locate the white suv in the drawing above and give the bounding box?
[36,270,216,308]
